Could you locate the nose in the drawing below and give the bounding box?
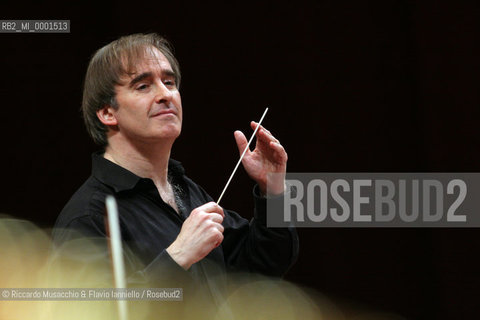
[154,81,173,105]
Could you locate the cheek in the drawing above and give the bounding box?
[115,106,144,126]
[174,94,182,112]
[122,98,149,115]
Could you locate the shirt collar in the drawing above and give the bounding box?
[91,151,186,193]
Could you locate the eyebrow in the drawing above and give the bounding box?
[128,70,176,88]
[128,72,152,88]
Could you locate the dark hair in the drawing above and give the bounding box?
[82,33,181,146]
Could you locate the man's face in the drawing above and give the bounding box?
[109,47,182,144]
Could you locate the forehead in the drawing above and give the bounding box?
[118,46,173,83]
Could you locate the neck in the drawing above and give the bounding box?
[103,135,175,188]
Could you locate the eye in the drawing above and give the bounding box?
[136,84,149,91]
[164,79,176,87]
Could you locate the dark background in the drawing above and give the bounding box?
[1,1,479,319]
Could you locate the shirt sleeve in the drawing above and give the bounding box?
[209,184,299,277]
[51,210,193,288]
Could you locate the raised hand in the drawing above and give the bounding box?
[234,121,288,196]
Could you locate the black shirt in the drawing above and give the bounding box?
[52,152,298,299]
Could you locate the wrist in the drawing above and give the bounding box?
[259,172,286,197]
[261,181,286,197]
[166,243,192,270]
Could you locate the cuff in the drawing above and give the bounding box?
[253,184,294,225]
[143,249,192,285]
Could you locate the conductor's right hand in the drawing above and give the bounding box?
[166,202,225,270]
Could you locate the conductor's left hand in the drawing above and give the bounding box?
[234,121,287,196]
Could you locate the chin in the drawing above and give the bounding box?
[159,128,181,139]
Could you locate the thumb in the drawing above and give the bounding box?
[234,130,249,157]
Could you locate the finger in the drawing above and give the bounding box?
[209,212,224,224]
[251,121,277,141]
[199,202,225,217]
[251,121,273,136]
[234,130,249,156]
[254,127,280,146]
[212,221,224,233]
[214,232,224,247]
[259,127,279,143]
[269,141,288,162]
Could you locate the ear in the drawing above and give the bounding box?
[96,105,118,126]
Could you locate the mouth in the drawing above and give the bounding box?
[151,109,177,117]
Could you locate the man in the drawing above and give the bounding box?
[53,33,298,305]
